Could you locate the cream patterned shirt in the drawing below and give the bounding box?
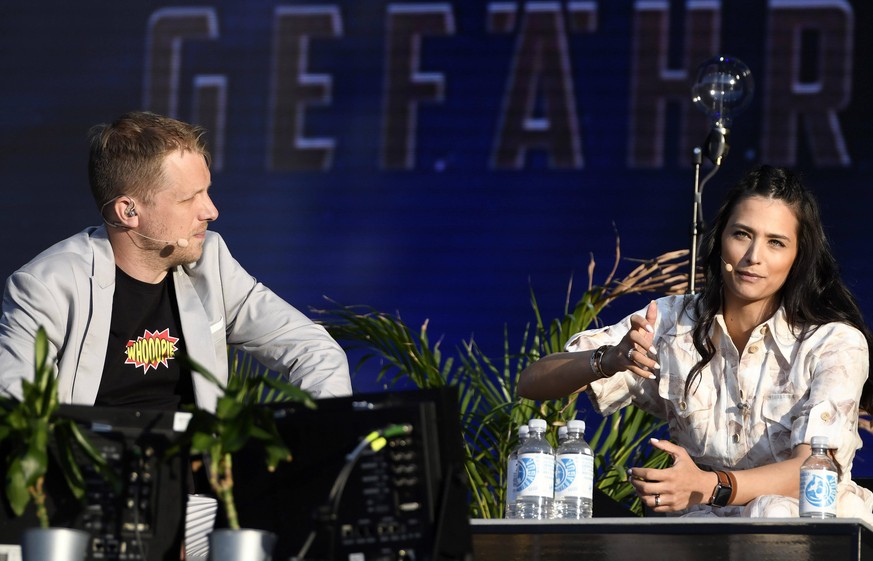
[566,294,872,515]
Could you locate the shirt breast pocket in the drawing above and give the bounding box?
[657,370,716,456]
[762,393,799,457]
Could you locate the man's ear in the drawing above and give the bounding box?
[108,197,138,227]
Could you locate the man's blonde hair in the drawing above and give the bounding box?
[88,111,211,209]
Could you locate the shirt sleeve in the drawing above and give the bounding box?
[792,323,868,477]
[565,298,675,420]
[0,266,73,401]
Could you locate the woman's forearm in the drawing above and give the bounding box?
[728,444,810,505]
[518,346,624,400]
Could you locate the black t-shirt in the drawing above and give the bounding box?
[95,267,194,410]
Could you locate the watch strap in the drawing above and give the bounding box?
[726,470,738,505]
[709,470,733,507]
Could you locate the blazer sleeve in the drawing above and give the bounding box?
[191,233,352,399]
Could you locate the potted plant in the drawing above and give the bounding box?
[0,327,116,561]
[314,246,690,517]
[172,356,317,561]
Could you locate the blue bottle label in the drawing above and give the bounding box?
[515,453,555,497]
[799,469,837,515]
[554,454,594,499]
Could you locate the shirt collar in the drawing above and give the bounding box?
[767,305,805,356]
[714,304,801,361]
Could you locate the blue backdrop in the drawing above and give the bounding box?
[2,0,873,472]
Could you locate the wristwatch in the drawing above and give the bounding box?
[709,470,733,507]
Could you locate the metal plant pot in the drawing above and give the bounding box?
[21,527,89,561]
[208,528,277,561]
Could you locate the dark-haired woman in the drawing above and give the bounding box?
[518,165,873,518]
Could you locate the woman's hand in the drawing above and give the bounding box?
[627,438,715,512]
[602,300,660,379]
[517,300,661,400]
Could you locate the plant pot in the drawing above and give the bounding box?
[208,528,277,561]
[21,527,89,561]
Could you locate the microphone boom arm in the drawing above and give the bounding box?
[688,133,724,294]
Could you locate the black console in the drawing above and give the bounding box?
[231,388,473,561]
[0,406,186,561]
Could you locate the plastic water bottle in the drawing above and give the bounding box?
[557,425,568,446]
[799,436,838,518]
[552,419,594,519]
[514,418,555,519]
[505,424,529,518]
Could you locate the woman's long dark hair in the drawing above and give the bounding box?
[686,165,873,411]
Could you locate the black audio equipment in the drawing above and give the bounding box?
[230,388,473,561]
[0,406,186,561]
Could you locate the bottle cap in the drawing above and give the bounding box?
[567,419,585,433]
[518,425,529,436]
[810,435,830,449]
[528,418,547,430]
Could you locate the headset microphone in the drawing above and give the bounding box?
[106,221,189,248]
[102,198,189,248]
[127,229,190,248]
[721,258,733,273]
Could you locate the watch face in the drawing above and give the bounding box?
[712,484,732,507]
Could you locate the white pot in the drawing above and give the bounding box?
[208,528,277,561]
[21,527,89,561]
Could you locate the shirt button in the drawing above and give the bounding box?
[821,412,832,422]
[748,345,759,354]
[760,325,769,336]
[679,401,687,411]
[732,434,740,443]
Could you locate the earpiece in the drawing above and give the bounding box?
[721,258,733,273]
[125,201,137,217]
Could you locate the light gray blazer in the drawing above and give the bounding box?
[0,226,351,411]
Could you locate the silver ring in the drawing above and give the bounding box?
[654,494,661,507]
[626,347,636,361]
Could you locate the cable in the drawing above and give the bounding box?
[695,163,721,225]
